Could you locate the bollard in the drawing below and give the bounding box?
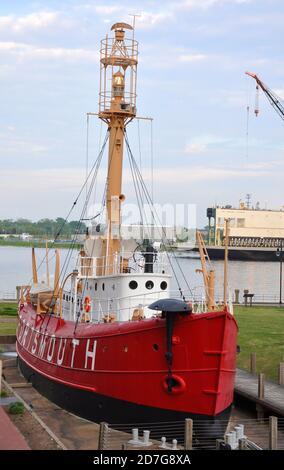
[238,438,247,450]
[269,416,278,450]
[142,430,152,447]
[160,437,167,449]
[235,425,244,440]
[250,353,256,374]
[184,418,193,450]
[128,428,140,445]
[225,431,237,450]
[278,362,284,385]
[0,359,2,396]
[172,439,178,450]
[258,373,265,399]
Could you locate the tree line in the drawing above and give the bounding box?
[0,218,87,238]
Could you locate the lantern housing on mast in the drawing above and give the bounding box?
[99,22,138,120]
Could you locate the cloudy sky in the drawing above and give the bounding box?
[1,0,284,227]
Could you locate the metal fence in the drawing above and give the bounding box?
[98,416,284,450]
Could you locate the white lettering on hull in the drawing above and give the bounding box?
[21,325,29,347]
[47,335,56,362]
[71,339,80,368]
[31,332,40,354]
[18,320,100,372]
[38,333,48,358]
[85,339,97,370]
[57,338,67,365]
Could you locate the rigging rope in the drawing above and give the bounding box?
[124,130,193,299]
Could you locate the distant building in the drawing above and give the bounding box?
[20,233,32,240]
[207,205,284,246]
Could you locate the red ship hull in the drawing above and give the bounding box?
[16,304,237,439]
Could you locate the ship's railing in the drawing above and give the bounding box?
[76,251,169,278]
[223,236,284,248]
[61,286,233,323]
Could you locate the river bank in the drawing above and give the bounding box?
[0,239,82,249]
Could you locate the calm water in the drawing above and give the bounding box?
[0,246,280,302]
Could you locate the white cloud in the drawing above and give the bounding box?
[179,53,208,62]
[274,89,284,100]
[136,11,174,29]
[0,12,60,33]
[0,162,275,197]
[0,133,48,155]
[176,0,252,11]
[93,6,121,15]
[0,41,99,63]
[184,135,231,154]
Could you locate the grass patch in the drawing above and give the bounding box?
[0,239,82,249]
[9,402,25,415]
[0,322,17,335]
[234,305,284,381]
[0,303,17,317]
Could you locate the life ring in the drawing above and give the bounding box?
[83,296,91,319]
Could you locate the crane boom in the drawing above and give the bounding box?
[246,71,284,122]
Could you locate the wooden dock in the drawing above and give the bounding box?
[235,368,284,416]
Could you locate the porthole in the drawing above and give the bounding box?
[102,283,105,291]
[160,281,168,291]
[129,280,138,290]
[153,344,159,351]
[145,280,154,290]
[124,346,128,352]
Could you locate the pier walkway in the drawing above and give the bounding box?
[235,368,284,416]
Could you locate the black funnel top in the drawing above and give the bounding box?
[148,298,191,313]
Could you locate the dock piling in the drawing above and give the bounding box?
[184,418,193,450]
[258,373,265,399]
[269,416,278,450]
[278,362,284,385]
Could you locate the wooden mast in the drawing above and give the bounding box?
[32,247,38,284]
[196,230,215,311]
[99,22,138,275]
